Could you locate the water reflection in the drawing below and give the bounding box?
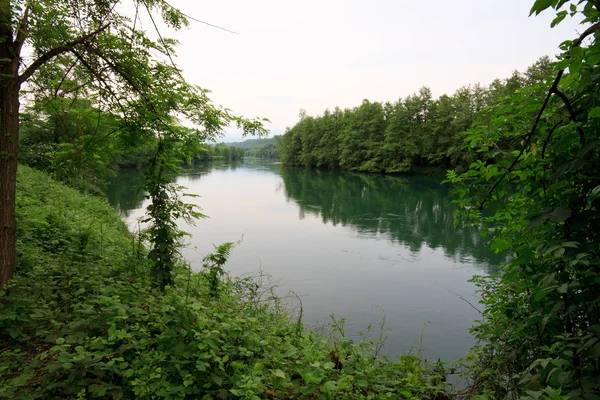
[108,161,505,273]
[106,161,248,217]
[279,167,504,273]
[106,168,147,217]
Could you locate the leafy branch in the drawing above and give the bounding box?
[481,22,600,208]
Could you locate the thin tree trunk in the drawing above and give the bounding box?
[0,0,21,288]
[0,81,20,288]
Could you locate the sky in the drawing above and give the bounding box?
[141,0,586,142]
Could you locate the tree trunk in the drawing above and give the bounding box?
[0,81,20,288]
[0,0,21,287]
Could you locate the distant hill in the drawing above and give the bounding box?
[227,136,281,159]
[227,137,278,149]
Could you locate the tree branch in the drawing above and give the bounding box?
[70,49,129,120]
[541,121,562,161]
[14,5,29,55]
[144,3,184,81]
[571,22,600,47]
[18,23,110,84]
[83,42,148,99]
[480,22,600,209]
[480,70,564,209]
[552,88,585,145]
[52,59,78,99]
[161,0,238,34]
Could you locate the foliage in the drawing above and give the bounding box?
[194,143,245,162]
[233,137,282,159]
[18,95,159,196]
[228,137,279,150]
[142,150,203,288]
[447,1,600,398]
[0,0,268,287]
[203,242,236,298]
[0,164,449,399]
[279,58,553,173]
[13,166,141,276]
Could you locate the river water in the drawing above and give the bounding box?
[107,159,504,362]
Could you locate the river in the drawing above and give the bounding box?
[107,159,505,362]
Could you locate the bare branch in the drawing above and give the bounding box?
[18,23,110,84]
[52,59,78,99]
[143,3,184,81]
[162,0,238,35]
[571,22,600,48]
[14,5,30,55]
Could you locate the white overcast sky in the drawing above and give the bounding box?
[141,0,585,142]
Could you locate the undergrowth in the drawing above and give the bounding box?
[0,166,448,399]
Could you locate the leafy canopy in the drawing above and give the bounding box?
[447,0,600,398]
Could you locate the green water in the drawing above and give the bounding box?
[107,159,505,361]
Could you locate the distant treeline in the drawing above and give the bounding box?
[280,56,553,173]
[229,137,281,159]
[193,143,244,162]
[18,98,245,195]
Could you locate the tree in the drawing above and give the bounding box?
[447,1,600,396]
[0,1,264,287]
[338,99,385,171]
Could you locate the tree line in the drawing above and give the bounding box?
[280,57,553,173]
[228,137,281,159]
[193,143,244,162]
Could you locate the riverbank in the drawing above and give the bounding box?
[109,160,499,362]
[0,166,449,399]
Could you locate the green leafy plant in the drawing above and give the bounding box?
[447,1,600,398]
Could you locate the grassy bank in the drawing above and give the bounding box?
[0,166,447,399]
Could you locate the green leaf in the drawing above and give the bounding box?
[553,247,565,258]
[549,207,572,223]
[530,0,555,16]
[551,11,568,27]
[557,283,569,294]
[589,107,600,119]
[534,288,552,301]
[322,380,338,393]
[272,369,286,379]
[587,52,600,65]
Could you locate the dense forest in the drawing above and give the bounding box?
[0,0,598,399]
[192,143,244,162]
[229,136,281,159]
[280,58,553,173]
